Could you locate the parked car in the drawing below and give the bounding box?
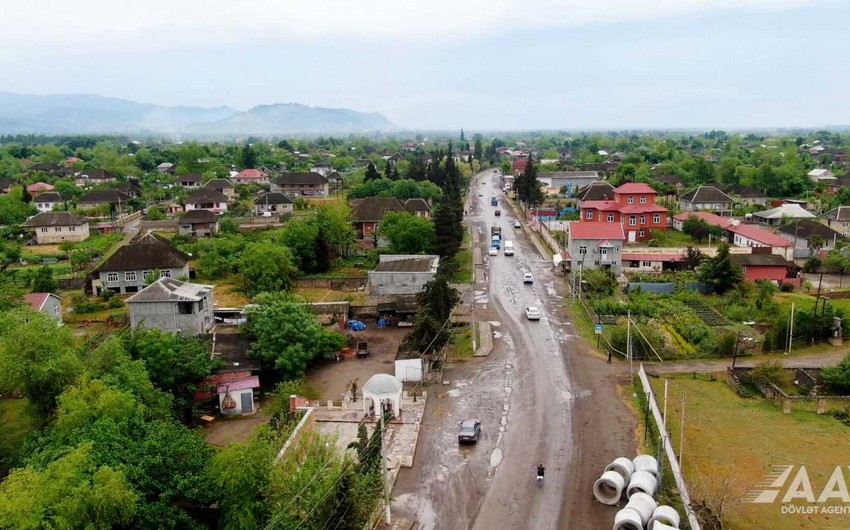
[458,419,481,443]
[525,307,541,320]
[523,272,534,284]
[513,220,521,228]
[488,247,498,256]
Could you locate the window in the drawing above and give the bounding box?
[198,297,206,311]
[41,227,47,233]
[579,246,587,255]
[628,196,634,204]
[125,272,137,282]
[639,215,646,224]
[54,227,61,232]
[630,261,640,268]
[653,214,661,224]
[600,248,608,256]
[642,261,652,267]
[629,215,636,226]
[639,230,645,237]
[585,210,593,220]
[607,213,615,222]
[143,270,155,281]
[106,272,119,283]
[177,302,194,315]
[53,304,60,315]
[160,270,171,278]
[640,196,647,204]
[69,226,75,232]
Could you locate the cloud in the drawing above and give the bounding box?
[0,0,815,57]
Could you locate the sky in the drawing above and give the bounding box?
[2,0,849,130]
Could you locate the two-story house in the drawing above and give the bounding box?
[254,191,294,216]
[566,222,625,275]
[74,169,118,188]
[77,189,132,212]
[33,191,63,213]
[820,206,850,238]
[232,169,269,185]
[22,212,90,244]
[185,188,228,214]
[204,179,237,202]
[678,186,733,215]
[178,209,220,238]
[127,277,214,336]
[177,173,202,188]
[92,232,190,294]
[578,183,668,243]
[271,172,329,197]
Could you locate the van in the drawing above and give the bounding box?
[504,241,514,256]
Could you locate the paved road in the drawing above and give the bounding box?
[394,171,636,529]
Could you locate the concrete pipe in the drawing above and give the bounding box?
[624,492,658,525]
[633,454,659,480]
[649,523,679,530]
[605,457,635,482]
[626,470,658,499]
[593,470,626,505]
[648,505,681,529]
[612,507,643,530]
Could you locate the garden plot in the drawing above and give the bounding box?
[681,298,730,326]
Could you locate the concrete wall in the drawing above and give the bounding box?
[395,358,424,382]
[34,223,90,244]
[99,265,189,294]
[368,270,435,295]
[129,292,213,336]
[255,202,293,215]
[568,237,623,275]
[40,296,63,321]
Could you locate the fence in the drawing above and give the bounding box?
[140,219,179,231]
[292,277,367,290]
[637,364,702,530]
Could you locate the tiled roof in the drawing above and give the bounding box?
[403,198,431,212]
[351,197,406,222]
[679,186,733,203]
[731,253,789,267]
[78,189,131,204]
[821,206,850,222]
[178,173,202,183]
[204,178,235,189]
[254,191,293,205]
[575,181,615,201]
[569,222,626,240]
[180,209,219,223]
[614,183,656,194]
[186,188,228,203]
[778,219,845,241]
[27,182,54,192]
[22,212,87,227]
[94,232,189,272]
[33,191,63,203]
[127,277,212,303]
[234,169,268,179]
[729,224,792,247]
[273,172,328,186]
[672,212,732,228]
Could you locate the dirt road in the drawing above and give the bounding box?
[393,171,636,529]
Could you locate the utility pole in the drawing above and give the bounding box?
[627,310,633,385]
[471,226,476,353]
[679,393,686,466]
[380,402,391,526]
[786,302,795,354]
[732,331,741,367]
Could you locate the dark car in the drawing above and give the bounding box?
[458,419,481,444]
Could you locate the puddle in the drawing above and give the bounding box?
[489,447,504,467]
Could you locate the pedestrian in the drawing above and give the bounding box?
[607,350,612,364]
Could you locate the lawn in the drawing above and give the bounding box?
[0,398,35,474]
[446,324,475,359]
[292,287,365,305]
[645,230,696,247]
[452,229,473,284]
[649,375,850,529]
[776,291,850,315]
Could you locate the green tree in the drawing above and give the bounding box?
[245,293,347,378]
[29,265,58,293]
[822,355,850,393]
[210,432,275,530]
[700,243,743,295]
[379,211,435,254]
[0,444,138,529]
[178,142,208,175]
[240,144,258,169]
[0,186,37,225]
[316,202,356,258]
[364,162,380,182]
[278,218,319,273]
[240,241,298,296]
[825,250,850,288]
[681,215,710,243]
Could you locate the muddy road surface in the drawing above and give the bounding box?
[394,170,636,530]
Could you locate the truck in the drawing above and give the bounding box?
[503,240,514,256]
[491,196,498,206]
[490,235,501,249]
[490,226,502,240]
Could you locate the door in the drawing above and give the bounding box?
[628,231,637,243]
[240,392,253,413]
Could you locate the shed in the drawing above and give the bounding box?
[218,375,260,415]
[394,350,425,382]
[362,374,403,417]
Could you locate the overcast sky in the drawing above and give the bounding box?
[2,0,848,130]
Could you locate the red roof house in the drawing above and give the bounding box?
[232,169,269,185]
[512,159,528,176]
[579,182,668,242]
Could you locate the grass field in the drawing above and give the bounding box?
[453,230,473,284]
[292,287,365,305]
[649,375,850,529]
[0,398,34,473]
[776,291,850,314]
[446,324,475,359]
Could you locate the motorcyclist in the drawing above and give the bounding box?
[536,464,545,478]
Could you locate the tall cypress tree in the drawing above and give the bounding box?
[523,155,544,207]
[364,162,380,182]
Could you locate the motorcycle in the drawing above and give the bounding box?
[536,466,545,487]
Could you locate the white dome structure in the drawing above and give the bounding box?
[363,373,403,417]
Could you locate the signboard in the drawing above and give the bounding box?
[595,324,603,335]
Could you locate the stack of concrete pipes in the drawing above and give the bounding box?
[592,454,682,530]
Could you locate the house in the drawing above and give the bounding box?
[74,169,117,187]
[310,163,332,177]
[778,219,845,259]
[93,232,190,294]
[351,197,408,239]
[25,292,62,321]
[751,203,816,226]
[26,182,54,197]
[725,184,768,206]
[185,188,228,214]
[731,252,790,284]
[820,206,850,238]
[22,212,89,244]
[231,169,269,185]
[404,198,431,219]
[575,181,615,204]
[808,168,836,183]
[28,162,62,175]
[177,173,202,188]
[254,191,294,216]
[621,253,682,273]
[156,162,175,173]
[578,182,668,243]
[115,182,142,198]
[270,172,329,197]
[672,211,733,232]
[77,189,132,211]
[826,176,850,194]
[537,171,600,196]
[127,277,214,336]
[33,191,63,213]
[203,178,237,201]
[368,255,440,295]
[678,186,733,215]
[325,171,343,189]
[566,221,625,275]
[178,209,220,238]
[728,223,794,260]
[653,175,685,191]
[0,178,13,194]
[512,158,528,176]
[217,375,260,415]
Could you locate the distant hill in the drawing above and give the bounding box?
[0,92,398,136]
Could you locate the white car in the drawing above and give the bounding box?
[523,273,534,284]
[513,221,521,228]
[525,307,541,320]
[488,247,498,256]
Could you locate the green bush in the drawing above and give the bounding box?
[751,360,784,386]
[723,304,752,323]
[107,297,124,309]
[71,294,105,314]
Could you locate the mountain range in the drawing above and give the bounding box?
[0,91,399,136]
